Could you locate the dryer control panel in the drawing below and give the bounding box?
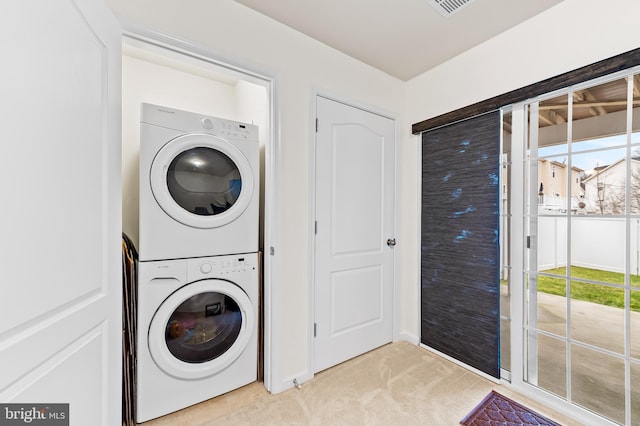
[141,102,258,142]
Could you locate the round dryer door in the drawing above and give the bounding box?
[150,133,255,229]
[148,279,255,379]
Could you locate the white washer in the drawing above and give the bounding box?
[136,252,259,423]
[139,103,259,261]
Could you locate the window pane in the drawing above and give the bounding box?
[500,317,511,372]
[536,215,567,338]
[570,217,626,287]
[570,283,625,354]
[571,345,625,425]
[536,334,566,399]
[538,94,569,157]
[572,78,628,150]
[632,73,640,134]
[631,157,640,214]
[526,106,532,217]
[574,148,627,215]
[535,273,567,337]
[538,216,567,273]
[632,289,640,361]
[537,155,573,214]
[632,362,640,425]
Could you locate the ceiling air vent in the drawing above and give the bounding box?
[427,0,474,17]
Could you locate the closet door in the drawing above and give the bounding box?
[421,111,501,378]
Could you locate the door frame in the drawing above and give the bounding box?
[308,90,399,376]
[118,24,281,392]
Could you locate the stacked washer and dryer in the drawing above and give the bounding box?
[136,103,260,423]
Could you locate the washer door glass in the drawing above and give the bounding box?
[148,279,255,379]
[167,147,241,217]
[166,290,241,363]
[150,133,254,229]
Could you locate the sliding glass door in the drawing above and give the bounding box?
[517,70,640,425]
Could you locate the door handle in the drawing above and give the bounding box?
[386,238,396,247]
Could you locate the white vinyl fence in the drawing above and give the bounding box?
[537,216,640,276]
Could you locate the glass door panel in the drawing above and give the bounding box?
[524,71,637,424]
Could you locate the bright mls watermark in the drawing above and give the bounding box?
[0,404,68,425]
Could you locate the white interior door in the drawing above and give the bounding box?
[314,96,395,373]
[0,1,122,424]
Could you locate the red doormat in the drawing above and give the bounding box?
[460,391,561,426]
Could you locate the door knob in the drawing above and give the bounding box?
[387,238,396,247]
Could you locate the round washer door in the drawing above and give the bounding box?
[148,279,255,379]
[150,133,254,229]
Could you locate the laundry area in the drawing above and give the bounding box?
[120,36,269,424]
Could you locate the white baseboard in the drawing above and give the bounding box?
[397,331,419,345]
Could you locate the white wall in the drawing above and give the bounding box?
[403,0,640,346]
[108,0,406,393]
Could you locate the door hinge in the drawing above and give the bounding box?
[314,220,317,235]
[315,118,318,132]
[314,323,317,337]
[527,236,530,249]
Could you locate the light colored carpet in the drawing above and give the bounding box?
[141,341,579,425]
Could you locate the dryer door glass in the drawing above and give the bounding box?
[165,291,242,363]
[167,147,241,216]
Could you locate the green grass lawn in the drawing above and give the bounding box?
[537,266,640,312]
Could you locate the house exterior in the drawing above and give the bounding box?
[582,157,640,214]
[537,158,583,213]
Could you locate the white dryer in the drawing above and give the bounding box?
[139,103,259,261]
[136,252,259,423]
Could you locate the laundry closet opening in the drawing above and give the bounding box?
[119,32,277,400]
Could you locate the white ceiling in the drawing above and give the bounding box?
[234,0,565,81]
